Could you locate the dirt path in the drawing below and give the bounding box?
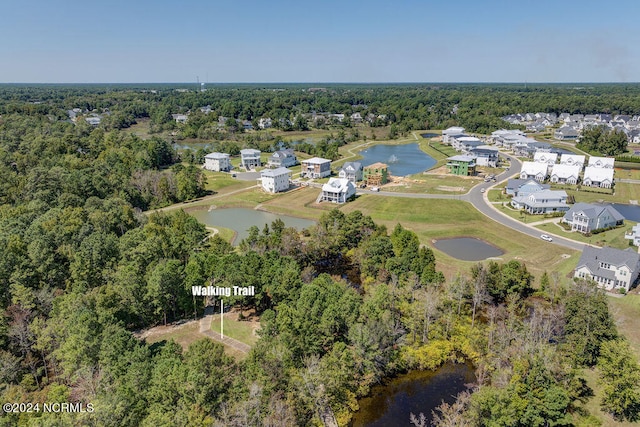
[199,309,250,354]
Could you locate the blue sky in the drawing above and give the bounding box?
[2,0,639,83]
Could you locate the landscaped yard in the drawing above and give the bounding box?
[535,221,637,250]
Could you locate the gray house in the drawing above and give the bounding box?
[268,149,297,168]
[338,162,363,183]
[562,203,624,234]
[574,246,640,292]
[505,179,550,197]
[510,189,569,214]
[240,149,261,170]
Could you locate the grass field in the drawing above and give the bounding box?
[211,312,260,347]
[141,321,202,351]
[339,195,579,281]
[535,221,636,249]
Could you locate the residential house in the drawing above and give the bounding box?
[268,149,297,168]
[258,117,272,129]
[301,157,332,178]
[519,161,548,182]
[574,246,640,292]
[510,190,569,214]
[583,167,614,188]
[240,149,262,170]
[172,114,188,124]
[550,164,581,184]
[625,224,640,246]
[533,151,558,165]
[505,179,550,197]
[85,117,101,126]
[260,167,291,193]
[491,129,525,145]
[446,155,477,176]
[587,156,615,169]
[559,154,586,168]
[562,203,624,234]
[470,147,499,167]
[442,126,466,144]
[204,152,231,172]
[363,162,389,185]
[513,140,549,158]
[554,126,579,140]
[338,162,363,184]
[453,136,483,153]
[319,178,356,204]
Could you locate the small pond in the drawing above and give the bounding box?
[359,143,436,176]
[608,203,640,222]
[432,237,504,261]
[351,363,475,427]
[190,208,315,245]
[420,133,439,138]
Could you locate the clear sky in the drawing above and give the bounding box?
[2,0,639,83]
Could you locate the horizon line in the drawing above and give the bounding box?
[0,81,639,85]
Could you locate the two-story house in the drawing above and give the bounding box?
[338,162,363,184]
[574,246,640,292]
[204,152,231,172]
[301,157,332,179]
[562,203,624,234]
[268,149,297,168]
[240,149,262,170]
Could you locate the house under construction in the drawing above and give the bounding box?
[363,162,389,186]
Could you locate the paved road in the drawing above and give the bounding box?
[358,152,586,251]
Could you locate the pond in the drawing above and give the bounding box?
[432,237,504,261]
[351,363,475,427]
[189,208,315,245]
[608,203,640,222]
[359,143,436,176]
[420,133,439,138]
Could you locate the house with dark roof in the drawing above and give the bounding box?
[510,190,569,214]
[574,246,640,292]
[554,126,579,140]
[562,203,624,234]
[338,162,363,183]
[505,179,550,197]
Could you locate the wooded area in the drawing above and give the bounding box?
[1,84,639,426]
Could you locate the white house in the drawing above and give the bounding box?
[583,167,614,188]
[260,167,291,193]
[520,161,548,182]
[574,246,640,292]
[240,149,261,170]
[625,224,640,247]
[559,154,586,168]
[533,151,558,165]
[510,190,569,214]
[562,203,624,234]
[319,178,356,204]
[258,118,272,129]
[204,152,231,172]
[338,162,363,183]
[172,114,188,124]
[442,126,466,144]
[470,147,499,167]
[453,136,483,153]
[550,164,581,184]
[588,156,615,169]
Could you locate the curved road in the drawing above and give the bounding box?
[356,152,585,251]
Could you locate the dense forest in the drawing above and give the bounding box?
[1,85,640,426]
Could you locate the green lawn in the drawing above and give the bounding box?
[535,221,636,250]
[141,321,203,351]
[211,313,259,347]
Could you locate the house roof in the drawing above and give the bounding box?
[447,155,476,162]
[205,152,229,159]
[322,178,355,193]
[270,149,295,158]
[587,156,615,168]
[442,126,466,135]
[583,166,614,183]
[563,202,624,223]
[303,157,331,164]
[533,151,558,164]
[261,167,291,178]
[365,162,389,169]
[341,161,362,172]
[551,164,581,179]
[559,154,586,166]
[240,149,261,155]
[576,246,640,275]
[520,161,548,176]
[505,179,549,192]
